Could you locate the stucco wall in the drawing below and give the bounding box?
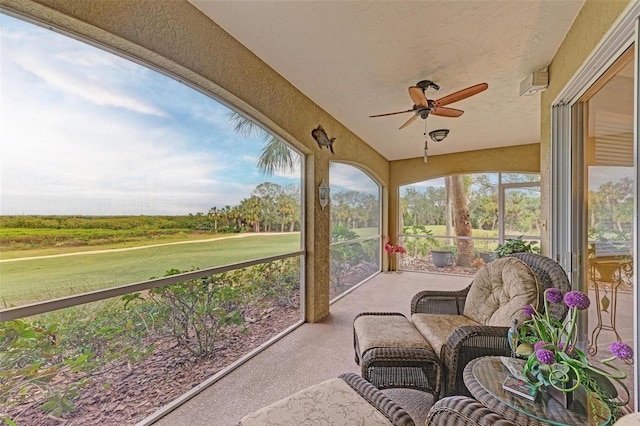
[539,0,631,254]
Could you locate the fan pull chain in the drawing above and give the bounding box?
[423,121,429,164]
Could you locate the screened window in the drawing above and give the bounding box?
[0,14,303,307]
[399,172,540,273]
[329,163,380,300]
[0,13,305,425]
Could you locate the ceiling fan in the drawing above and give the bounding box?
[370,80,488,129]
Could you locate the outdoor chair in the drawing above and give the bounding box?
[239,372,517,426]
[354,252,570,397]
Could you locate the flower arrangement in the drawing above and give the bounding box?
[517,288,632,420]
[384,236,406,272]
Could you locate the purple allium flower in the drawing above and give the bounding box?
[564,291,590,310]
[557,342,578,358]
[534,341,549,351]
[610,341,634,360]
[536,348,556,365]
[523,304,535,317]
[546,288,563,304]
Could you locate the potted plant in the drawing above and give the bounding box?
[495,236,539,258]
[431,244,456,268]
[476,234,496,263]
[478,251,495,263]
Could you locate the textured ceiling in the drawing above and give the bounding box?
[190,0,585,161]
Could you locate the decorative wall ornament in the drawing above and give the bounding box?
[311,125,335,154]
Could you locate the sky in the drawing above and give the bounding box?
[0,13,375,216]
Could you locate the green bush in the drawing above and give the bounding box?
[402,225,439,257]
[142,260,300,357]
[146,269,246,357]
[330,226,367,288]
[249,258,300,308]
[0,302,152,422]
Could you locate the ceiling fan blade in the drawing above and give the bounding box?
[408,86,429,107]
[431,106,464,118]
[369,109,414,118]
[399,114,418,129]
[434,83,488,108]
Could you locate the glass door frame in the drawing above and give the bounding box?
[551,6,640,410]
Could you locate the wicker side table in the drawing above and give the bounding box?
[353,312,442,398]
[463,356,611,426]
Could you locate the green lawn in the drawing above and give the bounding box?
[352,227,379,238]
[404,225,500,251]
[0,233,300,306]
[0,228,229,260]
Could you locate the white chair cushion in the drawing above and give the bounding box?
[411,313,479,356]
[463,257,541,326]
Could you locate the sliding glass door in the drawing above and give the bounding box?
[575,47,635,407]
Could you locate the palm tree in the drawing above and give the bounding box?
[228,111,297,176]
[208,206,219,232]
[450,175,474,267]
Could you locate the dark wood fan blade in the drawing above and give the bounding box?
[408,86,428,107]
[399,114,418,129]
[369,109,414,118]
[433,83,488,108]
[431,106,464,117]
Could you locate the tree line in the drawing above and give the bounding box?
[401,174,542,234]
[0,183,380,235]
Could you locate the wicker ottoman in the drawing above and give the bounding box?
[353,312,442,397]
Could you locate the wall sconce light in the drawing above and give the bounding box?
[318,178,330,210]
[428,129,449,142]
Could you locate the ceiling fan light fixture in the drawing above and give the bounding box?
[429,129,449,142]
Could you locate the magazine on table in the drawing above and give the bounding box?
[502,374,538,401]
[500,356,528,381]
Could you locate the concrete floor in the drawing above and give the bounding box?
[147,271,637,425]
[149,271,471,426]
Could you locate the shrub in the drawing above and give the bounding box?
[330,226,366,289]
[147,269,246,357]
[250,258,300,308]
[0,302,152,422]
[402,225,439,258]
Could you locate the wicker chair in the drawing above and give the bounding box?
[411,252,570,397]
[425,396,517,426]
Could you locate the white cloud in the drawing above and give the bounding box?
[402,179,446,191]
[5,26,166,117]
[330,163,379,194]
[589,166,633,190]
[0,14,302,216]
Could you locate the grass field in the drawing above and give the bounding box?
[0,228,226,260]
[1,233,300,306]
